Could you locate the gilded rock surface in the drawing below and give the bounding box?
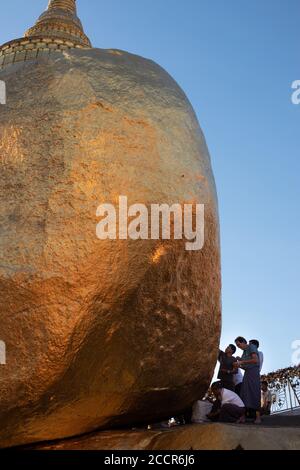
[0,48,221,448]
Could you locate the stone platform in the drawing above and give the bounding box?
[25,415,300,451]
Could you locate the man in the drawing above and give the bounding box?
[217,344,238,391]
[234,336,261,424]
[207,381,245,423]
[261,381,272,415]
[250,339,264,372]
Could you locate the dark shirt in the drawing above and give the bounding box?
[217,350,237,383]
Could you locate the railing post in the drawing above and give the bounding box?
[287,379,294,411]
[288,377,300,408]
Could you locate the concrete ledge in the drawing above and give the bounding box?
[28,422,300,451]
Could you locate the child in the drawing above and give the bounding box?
[261,381,272,415]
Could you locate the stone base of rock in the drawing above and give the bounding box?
[26,421,300,451]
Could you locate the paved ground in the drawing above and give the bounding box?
[262,411,300,427]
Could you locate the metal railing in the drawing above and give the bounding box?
[262,366,300,414]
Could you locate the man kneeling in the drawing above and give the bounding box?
[208,381,246,423]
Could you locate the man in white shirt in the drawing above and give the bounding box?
[208,382,246,423]
[250,339,264,372]
[233,367,244,396]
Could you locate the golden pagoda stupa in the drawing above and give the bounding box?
[0,0,221,448]
[0,0,91,67]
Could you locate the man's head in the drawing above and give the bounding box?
[225,344,236,356]
[261,380,268,391]
[250,339,260,349]
[210,381,222,399]
[235,336,248,350]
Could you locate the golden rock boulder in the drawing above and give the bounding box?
[0,1,221,448]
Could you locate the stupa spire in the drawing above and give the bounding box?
[48,0,77,14]
[24,0,91,47]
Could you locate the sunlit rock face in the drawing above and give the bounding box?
[0,48,221,448]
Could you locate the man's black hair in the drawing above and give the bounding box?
[229,344,237,354]
[250,339,260,348]
[261,380,268,387]
[235,336,247,344]
[211,381,222,390]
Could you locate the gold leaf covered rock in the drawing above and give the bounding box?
[0,0,221,448]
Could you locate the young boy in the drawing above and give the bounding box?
[261,381,272,415]
[217,344,238,391]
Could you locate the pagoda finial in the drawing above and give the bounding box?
[24,0,91,47]
[48,0,77,14]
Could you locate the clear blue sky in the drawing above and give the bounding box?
[1,0,299,374]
